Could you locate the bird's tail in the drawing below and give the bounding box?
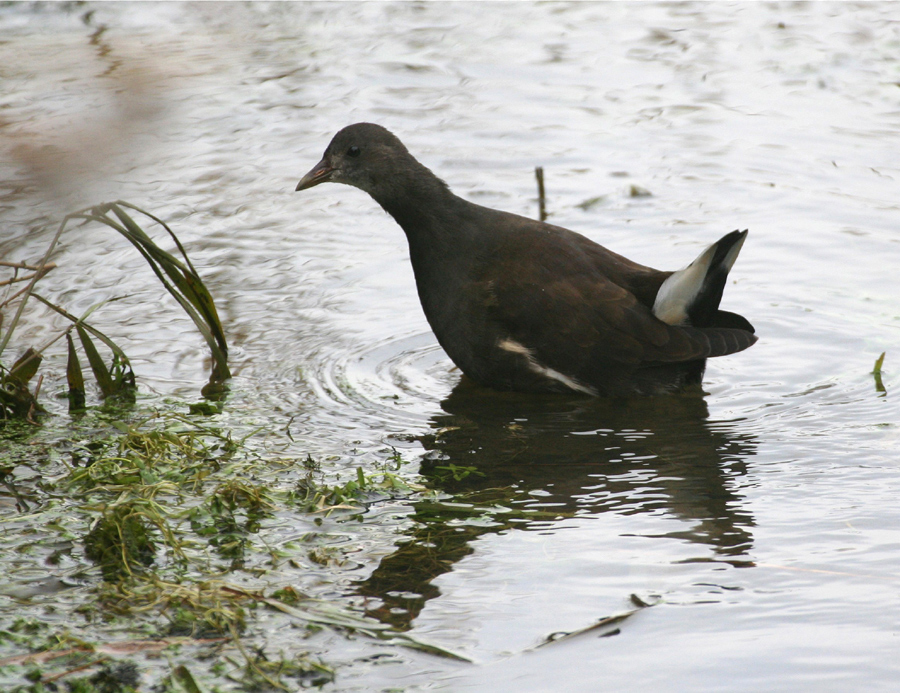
[652,229,752,331]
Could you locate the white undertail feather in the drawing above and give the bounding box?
[652,233,746,325]
[498,338,598,395]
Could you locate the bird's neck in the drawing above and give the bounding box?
[368,161,483,326]
[371,160,459,237]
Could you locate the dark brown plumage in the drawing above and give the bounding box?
[296,123,756,396]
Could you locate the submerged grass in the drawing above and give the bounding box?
[0,410,444,691]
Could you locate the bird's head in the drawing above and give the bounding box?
[295,123,410,197]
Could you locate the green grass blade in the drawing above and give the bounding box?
[0,216,68,361]
[90,204,231,382]
[118,202,229,356]
[9,347,42,384]
[172,665,206,693]
[66,331,86,410]
[76,324,116,398]
[111,204,229,364]
[30,293,133,369]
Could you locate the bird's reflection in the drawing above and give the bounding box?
[357,379,757,629]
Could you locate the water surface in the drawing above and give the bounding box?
[1,2,898,691]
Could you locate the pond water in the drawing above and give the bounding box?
[1,2,899,691]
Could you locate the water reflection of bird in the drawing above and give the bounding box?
[296,123,756,397]
[356,381,757,630]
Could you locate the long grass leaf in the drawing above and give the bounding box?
[108,204,228,355]
[112,203,228,356]
[219,587,471,662]
[0,217,68,360]
[30,294,133,368]
[76,325,115,398]
[93,204,230,381]
[117,202,200,275]
[117,202,229,354]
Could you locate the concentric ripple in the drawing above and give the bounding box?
[307,330,456,431]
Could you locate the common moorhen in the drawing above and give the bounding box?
[296,123,756,396]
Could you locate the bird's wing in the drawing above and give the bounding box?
[479,232,753,371]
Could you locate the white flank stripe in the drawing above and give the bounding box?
[499,339,597,395]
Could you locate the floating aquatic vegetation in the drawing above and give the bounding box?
[576,194,608,211]
[533,594,660,649]
[0,412,447,690]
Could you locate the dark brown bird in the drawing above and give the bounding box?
[296,123,756,396]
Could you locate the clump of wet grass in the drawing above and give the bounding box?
[190,479,278,569]
[97,578,249,639]
[0,201,230,423]
[292,461,422,516]
[83,503,158,581]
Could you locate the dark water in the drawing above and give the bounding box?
[1,2,899,691]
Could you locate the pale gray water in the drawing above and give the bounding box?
[1,2,899,691]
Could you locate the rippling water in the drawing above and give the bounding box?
[2,2,899,691]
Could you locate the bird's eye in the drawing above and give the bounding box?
[347,146,361,157]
